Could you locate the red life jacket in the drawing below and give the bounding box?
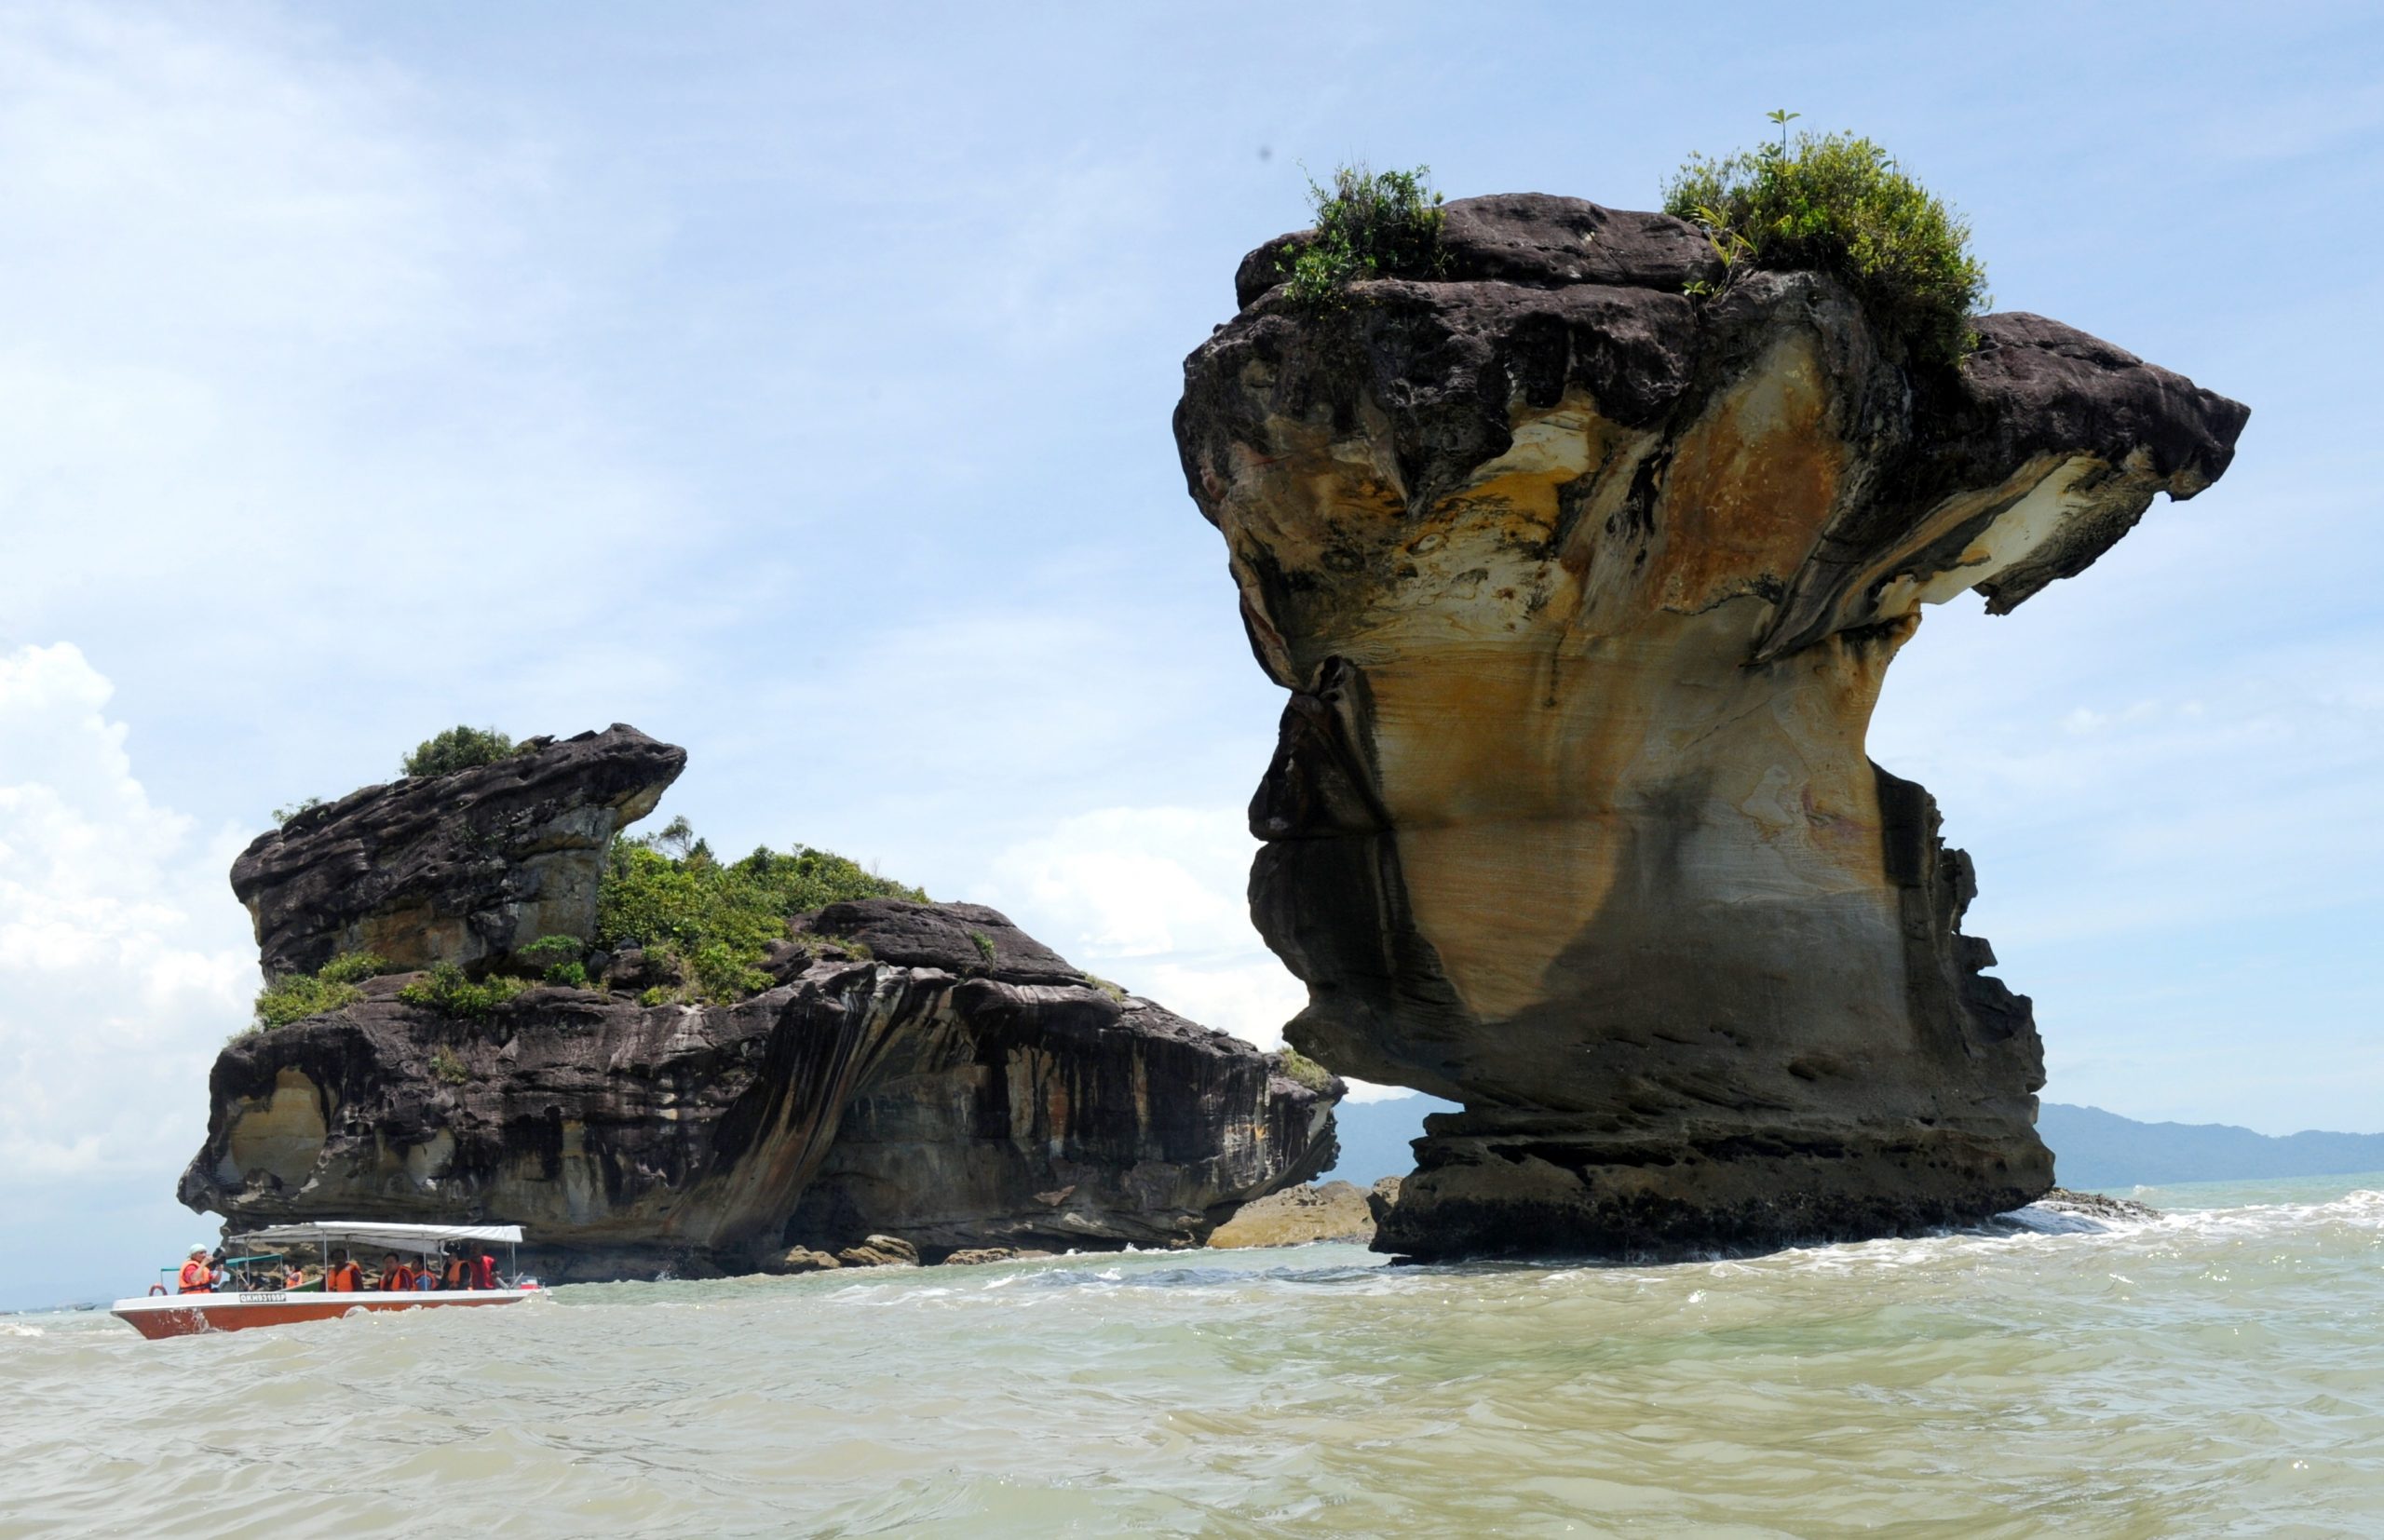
[472,1254,497,1290]
[177,1259,213,1294]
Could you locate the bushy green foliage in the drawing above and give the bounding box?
[639,984,675,1008]
[396,961,524,1020]
[1662,123,1988,368]
[318,952,398,985]
[1279,163,1447,312]
[518,935,582,965]
[252,971,364,1030]
[597,827,923,1002]
[400,725,517,779]
[1274,1045,1337,1094]
[272,796,325,826]
[967,929,996,964]
[516,935,586,984]
[427,1047,470,1086]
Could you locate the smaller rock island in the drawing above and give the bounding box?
[183,725,1340,1278]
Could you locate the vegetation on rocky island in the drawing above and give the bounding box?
[248,951,400,1032]
[1279,163,1446,312]
[596,819,924,1005]
[396,961,525,1020]
[1663,117,1988,369]
[1274,1045,1336,1094]
[400,724,521,779]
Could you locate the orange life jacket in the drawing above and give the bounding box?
[325,1262,362,1292]
[379,1264,414,1291]
[177,1259,213,1294]
[443,1257,468,1289]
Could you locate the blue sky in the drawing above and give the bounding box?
[2,1,2377,1307]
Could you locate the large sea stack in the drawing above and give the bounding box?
[1174,194,2247,1258]
[183,727,1339,1277]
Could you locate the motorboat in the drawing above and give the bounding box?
[111,1221,537,1340]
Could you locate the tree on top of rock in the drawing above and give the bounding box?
[400,724,518,779]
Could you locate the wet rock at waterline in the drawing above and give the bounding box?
[1174,193,2247,1259]
[1208,1178,1400,1248]
[183,934,1339,1279]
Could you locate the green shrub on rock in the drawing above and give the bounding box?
[516,935,588,985]
[1662,124,1988,369]
[252,971,364,1030]
[397,961,524,1020]
[400,725,518,779]
[597,827,923,1003]
[1279,163,1447,312]
[1274,1045,1336,1094]
[249,950,399,1030]
[318,951,399,985]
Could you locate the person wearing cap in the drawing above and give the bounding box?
[176,1246,215,1294]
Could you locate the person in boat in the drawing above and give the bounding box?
[411,1261,439,1290]
[441,1247,470,1290]
[284,1261,307,1290]
[176,1245,215,1294]
[472,1250,499,1290]
[376,1252,414,1291]
[323,1249,364,1292]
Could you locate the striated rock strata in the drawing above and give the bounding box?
[1174,193,2247,1259]
[185,734,1337,1277]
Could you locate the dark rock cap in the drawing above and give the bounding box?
[232,723,685,978]
[1233,193,1725,309]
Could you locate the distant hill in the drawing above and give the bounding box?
[2040,1103,2384,1191]
[1325,1096,2384,1194]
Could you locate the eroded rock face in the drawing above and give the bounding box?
[181,939,1337,1277]
[1207,1179,1378,1248]
[231,725,686,978]
[1174,193,2248,1258]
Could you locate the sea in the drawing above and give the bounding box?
[7,1173,2382,1538]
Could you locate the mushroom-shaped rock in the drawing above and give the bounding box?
[231,724,686,979]
[1174,193,2247,1259]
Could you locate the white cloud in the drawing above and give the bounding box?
[977,805,1299,1046]
[0,4,693,796]
[975,804,1420,1106]
[0,644,254,1195]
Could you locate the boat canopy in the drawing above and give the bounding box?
[235,1221,524,1251]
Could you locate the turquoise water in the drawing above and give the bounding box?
[7,1174,2383,1536]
